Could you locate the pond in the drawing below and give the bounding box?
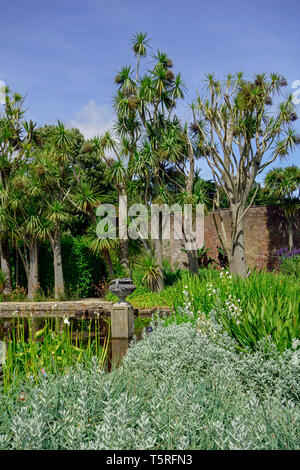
[0,315,152,389]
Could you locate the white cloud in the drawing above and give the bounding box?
[66,100,114,139]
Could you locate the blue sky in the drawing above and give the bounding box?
[0,0,299,180]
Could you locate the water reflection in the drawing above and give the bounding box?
[110,338,130,367]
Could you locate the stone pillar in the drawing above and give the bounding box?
[111,304,134,339]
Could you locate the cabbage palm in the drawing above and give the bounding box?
[114,66,136,95]
[192,73,300,277]
[130,32,150,82]
[30,123,74,298]
[111,36,187,288]
[10,180,45,300]
[0,88,36,293]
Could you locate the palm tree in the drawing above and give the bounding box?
[45,200,70,298]
[10,177,45,300]
[29,128,70,299]
[0,88,38,293]
[111,35,187,288]
[191,72,300,277]
[265,166,300,249]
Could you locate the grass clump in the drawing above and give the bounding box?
[115,269,299,351]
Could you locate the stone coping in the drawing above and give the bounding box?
[0,299,172,318]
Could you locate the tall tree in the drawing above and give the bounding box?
[0,87,36,293]
[10,169,48,300]
[130,32,150,82]
[34,123,103,298]
[0,87,39,293]
[111,33,186,287]
[191,73,300,277]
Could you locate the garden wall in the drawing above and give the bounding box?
[165,205,300,271]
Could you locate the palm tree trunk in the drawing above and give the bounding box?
[187,250,199,274]
[49,227,64,299]
[136,54,140,82]
[0,238,12,294]
[119,239,130,274]
[119,189,130,275]
[153,171,164,290]
[287,220,294,251]
[185,139,198,274]
[28,240,39,300]
[104,251,114,279]
[229,206,247,278]
[154,212,165,291]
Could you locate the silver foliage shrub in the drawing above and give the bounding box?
[0,321,299,450]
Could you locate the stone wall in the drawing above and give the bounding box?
[165,205,300,271]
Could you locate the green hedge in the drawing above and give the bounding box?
[11,236,107,298]
[39,236,107,298]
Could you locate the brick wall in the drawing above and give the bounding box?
[165,205,300,271]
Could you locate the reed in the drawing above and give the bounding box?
[1,316,110,391]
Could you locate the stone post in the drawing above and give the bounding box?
[111,303,134,339]
[109,278,136,340]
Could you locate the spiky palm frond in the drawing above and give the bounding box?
[46,200,70,224]
[106,159,127,186]
[152,64,167,96]
[138,75,155,103]
[265,166,300,198]
[171,73,186,100]
[72,182,105,212]
[152,50,173,70]
[85,223,118,255]
[135,254,162,292]
[52,120,71,156]
[113,115,141,139]
[114,66,136,95]
[130,32,150,57]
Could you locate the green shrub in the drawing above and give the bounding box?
[162,260,182,286]
[1,322,299,450]
[38,236,107,298]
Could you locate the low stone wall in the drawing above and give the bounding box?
[0,299,113,318]
[0,299,172,319]
[165,205,300,271]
